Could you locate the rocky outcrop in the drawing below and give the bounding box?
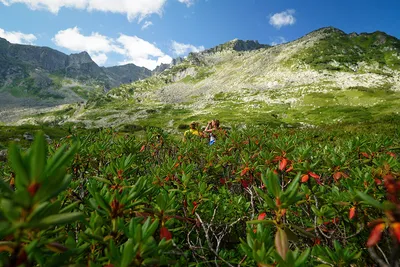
[65,52,105,82]
[104,64,152,85]
[153,57,183,74]
[201,39,270,54]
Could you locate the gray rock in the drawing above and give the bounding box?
[45,134,51,142]
[0,149,7,162]
[23,132,34,141]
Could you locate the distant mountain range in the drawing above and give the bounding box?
[0,37,154,108]
[1,27,400,129]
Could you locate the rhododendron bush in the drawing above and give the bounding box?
[0,126,399,266]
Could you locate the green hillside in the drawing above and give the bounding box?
[5,27,400,130]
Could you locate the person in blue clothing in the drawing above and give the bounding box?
[204,119,221,145]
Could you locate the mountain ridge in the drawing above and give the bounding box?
[0,37,156,113]
[1,27,400,129]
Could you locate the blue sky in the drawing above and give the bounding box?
[0,0,399,69]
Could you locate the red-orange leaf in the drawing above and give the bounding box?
[309,172,320,179]
[0,245,14,253]
[276,197,281,207]
[301,174,309,183]
[391,223,400,242]
[387,152,397,158]
[279,158,288,171]
[285,165,294,173]
[332,217,339,224]
[349,207,356,220]
[361,152,369,158]
[27,182,41,197]
[140,145,145,152]
[240,179,249,188]
[160,227,172,240]
[313,238,321,245]
[333,172,342,181]
[240,167,250,176]
[367,223,385,247]
[258,212,267,220]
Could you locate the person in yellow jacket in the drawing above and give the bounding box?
[184,122,202,139]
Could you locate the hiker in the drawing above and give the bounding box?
[184,121,202,139]
[204,119,221,145]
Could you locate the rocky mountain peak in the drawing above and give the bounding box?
[200,39,269,54]
[0,37,10,46]
[68,51,94,65]
[301,26,346,40]
[152,57,183,74]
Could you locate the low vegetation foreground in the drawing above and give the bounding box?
[1,124,400,266]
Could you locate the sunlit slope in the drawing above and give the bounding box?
[21,27,400,129]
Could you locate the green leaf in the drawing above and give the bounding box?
[0,179,13,195]
[9,144,30,189]
[91,176,112,185]
[60,201,81,213]
[121,239,134,267]
[29,132,47,183]
[246,220,275,225]
[45,142,78,178]
[290,225,316,238]
[255,188,276,209]
[36,212,84,228]
[94,193,111,213]
[143,219,159,240]
[295,248,310,267]
[266,170,281,198]
[35,174,72,203]
[27,202,50,222]
[284,226,299,242]
[356,191,383,210]
[287,172,301,192]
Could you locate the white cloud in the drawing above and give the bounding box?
[52,27,172,69]
[0,27,36,44]
[269,9,296,29]
[1,0,193,21]
[171,41,204,56]
[271,36,287,46]
[117,35,172,70]
[91,53,108,65]
[141,21,153,30]
[0,0,87,13]
[178,0,195,7]
[53,27,116,54]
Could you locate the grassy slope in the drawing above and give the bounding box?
[14,28,400,131]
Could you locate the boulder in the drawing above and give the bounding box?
[45,134,52,142]
[23,132,34,141]
[0,149,7,162]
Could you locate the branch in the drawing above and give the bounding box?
[368,247,389,267]
[195,212,235,267]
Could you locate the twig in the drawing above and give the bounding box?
[368,247,389,267]
[195,212,235,267]
[238,255,247,267]
[246,187,255,220]
[376,244,389,265]
[312,256,334,266]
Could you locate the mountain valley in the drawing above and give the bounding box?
[1,27,400,131]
